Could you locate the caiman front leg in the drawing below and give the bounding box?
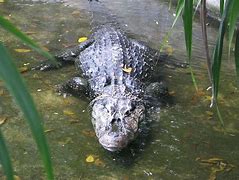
[32,39,94,71]
[56,76,89,97]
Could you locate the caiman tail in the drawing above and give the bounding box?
[88,0,121,31]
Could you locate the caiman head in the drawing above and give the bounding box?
[91,91,145,152]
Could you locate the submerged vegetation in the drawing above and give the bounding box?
[0,0,238,179]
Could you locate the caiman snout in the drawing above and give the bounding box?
[91,94,145,152]
[99,116,132,151]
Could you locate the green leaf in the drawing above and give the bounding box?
[182,0,193,59]
[220,0,224,16]
[212,1,228,98]
[0,43,54,180]
[182,0,198,90]
[172,0,184,28]
[0,130,14,180]
[194,0,202,18]
[210,0,232,126]
[235,30,239,80]
[0,16,56,63]
[163,0,185,51]
[227,0,239,57]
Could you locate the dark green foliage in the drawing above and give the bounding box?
[182,0,193,60]
[227,0,239,58]
[220,0,224,16]
[182,0,198,90]
[211,9,226,99]
[0,130,14,180]
[172,0,184,27]
[0,16,55,63]
[0,16,55,179]
[212,0,239,99]
[235,30,239,80]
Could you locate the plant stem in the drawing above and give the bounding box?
[200,0,216,107]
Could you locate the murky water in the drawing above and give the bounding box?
[0,0,239,179]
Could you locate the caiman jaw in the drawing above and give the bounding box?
[99,133,130,152]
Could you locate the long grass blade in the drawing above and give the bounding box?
[194,0,202,18]
[0,43,54,180]
[212,36,225,99]
[235,29,239,80]
[172,0,184,28]
[227,0,239,58]
[0,130,14,180]
[212,1,229,99]
[220,0,224,16]
[182,0,193,59]
[182,0,198,90]
[0,16,55,63]
[168,0,172,10]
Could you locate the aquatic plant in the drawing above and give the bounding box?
[0,16,54,180]
[173,0,239,124]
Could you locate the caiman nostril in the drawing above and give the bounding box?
[111,118,116,124]
[111,118,120,132]
[111,118,121,124]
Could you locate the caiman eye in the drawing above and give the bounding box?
[125,105,136,116]
[130,104,136,111]
[125,110,130,116]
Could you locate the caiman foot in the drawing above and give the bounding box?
[31,61,63,71]
[56,77,89,97]
[162,57,189,69]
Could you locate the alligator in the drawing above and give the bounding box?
[34,24,181,151]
